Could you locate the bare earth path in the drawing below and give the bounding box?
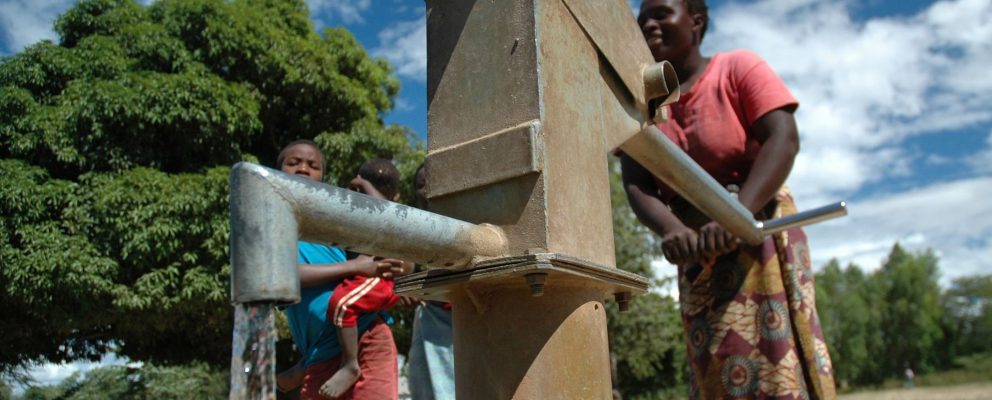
[838,382,992,400]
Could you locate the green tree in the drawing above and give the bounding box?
[943,274,992,357]
[876,244,945,375]
[0,380,11,400]
[815,259,885,386]
[0,0,419,373]
[607,161,686,399]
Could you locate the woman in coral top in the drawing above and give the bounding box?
[620,0,837,398]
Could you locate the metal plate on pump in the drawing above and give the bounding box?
[395,253,649,307]
[427,120,544,198]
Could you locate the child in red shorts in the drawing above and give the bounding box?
[320,158,409,399]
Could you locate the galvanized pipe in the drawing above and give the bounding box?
[229,162,508,304]
[620,125,847,245]
[620,125,766,244]
[230,163,299,305]
[760,201,847,236]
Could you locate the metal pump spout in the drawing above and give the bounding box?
[228,162,508,305]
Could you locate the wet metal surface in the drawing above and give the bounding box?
[229,162,508,304]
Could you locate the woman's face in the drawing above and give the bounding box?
[638,0,700,62]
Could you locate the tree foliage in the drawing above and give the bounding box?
[943,275,992,359]
[17,362,226,399]
[0,0,418,372]
[607,161,686,399]
[814,259,885,386]
[815,244,975,387]
[877,245,945,373]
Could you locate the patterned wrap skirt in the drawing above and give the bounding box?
[675,187,836,399]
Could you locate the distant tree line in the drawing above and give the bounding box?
[816,244,992,388]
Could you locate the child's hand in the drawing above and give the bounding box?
[352,255,383,277]
[353,255,405,278]
[349,177,387,200]
[374,258,406,279]
[398,260,415,276]
[395,295,423,308]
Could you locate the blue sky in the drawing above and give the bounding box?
[2,0,990,276]
[1,0,990,388]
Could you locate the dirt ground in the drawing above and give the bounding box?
[838,382,992,400]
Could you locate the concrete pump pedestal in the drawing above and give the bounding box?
[397,255,648,399]
[413,0,661,397]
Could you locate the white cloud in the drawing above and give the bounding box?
[306,0,372,24]
[372,19,426,82]
[388,0,414,15]
[0,0,74,53]
[701,0,992,206]
[925,153,953,166]
[805,176,992,282]
[394,97,415,112]
[966,131,992,174]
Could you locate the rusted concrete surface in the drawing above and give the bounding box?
[419,0,657,398]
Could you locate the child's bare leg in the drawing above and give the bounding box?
[319,326,361,399]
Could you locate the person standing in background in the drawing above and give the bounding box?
[406,164,456,400]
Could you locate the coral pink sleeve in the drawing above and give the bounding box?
[730,50,798,126]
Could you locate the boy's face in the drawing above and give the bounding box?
[280,144,324,182]
[414,167,428,209]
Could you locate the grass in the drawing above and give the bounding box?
[914,353,992,388]
[847,353,992,394]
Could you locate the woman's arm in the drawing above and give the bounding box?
[738,108,800,213]
[620,154,701,265]
[697,108,799,257]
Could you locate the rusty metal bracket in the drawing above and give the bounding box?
[427,120,544,198]
[395,253,649,308]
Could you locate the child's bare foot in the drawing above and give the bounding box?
[318,360,361,399]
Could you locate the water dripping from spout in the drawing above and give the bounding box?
[230,303,277,400]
